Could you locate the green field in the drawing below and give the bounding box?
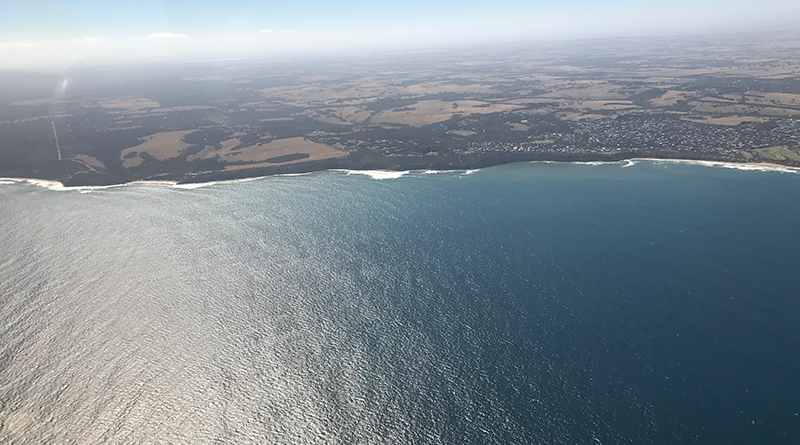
[754,146,800,161]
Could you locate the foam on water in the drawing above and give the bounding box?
[575,161,623,166]
[171,183,216,189]
[2,159,798,195]
[173,176,268,189]
[10,178,71,191]
[338,169,410,179]
[637,158,800,174]
[0,177,142,192]
[274,172,313,177]
[421,169,466,174]
[714,162,800,174]
[0,176,267,193]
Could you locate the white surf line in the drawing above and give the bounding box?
[51,121,62,161]
[631,158,800,174]
[333,169,410,179]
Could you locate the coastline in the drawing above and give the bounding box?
[2,154,798,191]
[628,158,800,173]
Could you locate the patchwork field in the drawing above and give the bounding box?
[222,137,346,170]
[97,97,161,111]
[683,115,768,126]
[371,100,521,126]
[120,130,193,168]
[5,32,800,187]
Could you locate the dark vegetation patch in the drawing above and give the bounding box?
[181,145,206,156]
[629,89,667,108]
[684,76,800,95]
[184,127,233,147]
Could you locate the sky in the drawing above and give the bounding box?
[1,0,799,69]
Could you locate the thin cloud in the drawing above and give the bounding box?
[0,41,44,49]
[74,37,103,44]
[149,32,188,39]
[259,29,295,34]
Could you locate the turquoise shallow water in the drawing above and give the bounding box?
[1,161,799,444]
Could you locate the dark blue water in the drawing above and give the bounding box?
[1,161,799,444]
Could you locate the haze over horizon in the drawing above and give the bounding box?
[2,0,800,70]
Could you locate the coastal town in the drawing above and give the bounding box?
[1,32,799,185]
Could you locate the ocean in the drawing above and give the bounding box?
[1,160,799,444]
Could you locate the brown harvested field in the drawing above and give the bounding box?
[120,130,192,168]
[404,81,497,95]
[649,90,694,107]
[559,112,608,121]
[717,66,800,79]
[72,154,105,169]
[307,113,348,125]
[219,137,346,170]
[185,137,248,162]
[122,157,144,168]
[329,106,373,124]
[569,100,639,111]
[258,117,294,122]
[449,130,477,136]
[371,100,521,127]
[690,101,796,117]
[187,136,345,166]
[259,77,502,108]
[624,67,725,78]
[508,123,529,131]
[241,101,277,108]
[97,97,161,111]
[184,137,244,162]
[11,97,51,106]
[171,105,215,111]
[682,115,767,126]
[744,92,800,107]
[259,81,405,106]
[688,102,743,114]
[505,98,561,105]
[700,96,739,104]
[541,82,627,100]
[307,106,374,125]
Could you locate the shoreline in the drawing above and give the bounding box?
[2,156,798,191]
[629,158,800,172]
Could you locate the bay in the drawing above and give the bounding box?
[1,161,799,444]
